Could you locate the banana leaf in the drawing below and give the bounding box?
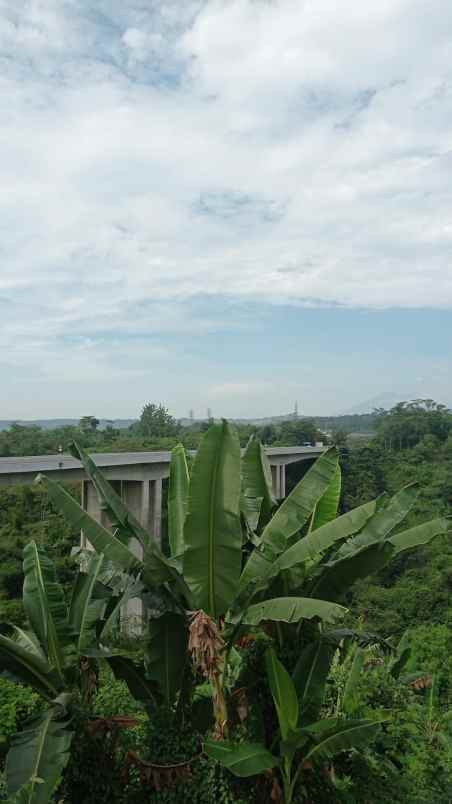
[292,639,337,725]
[265,648,298,740]
[389,631,412,679]
[389,517,451,554]
[100,576,144,641]
[5,783,37,804]
[39,476,143,576]
[239,596,347,626]
[310,541,395,602]
[6,709,73,803]
[69,441,148,548]
[168,444,190,560]
[68,552,110,653]
[8,628,46,663]
[0,635,63,700]
[106,656,159,705]
[144,613,187,707]
[277,498,378,571]
[239,448,339,593]
[337,483,419,558]
[204,739,279,777]
[309,464,341,532]
[241,435,276,532]
[342,648,365,715]
[302,718,382,763]
[183,420,242,618]
[22,542,72,678]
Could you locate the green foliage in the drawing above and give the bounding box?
[0,680,42,758]
[4,406,452,802]
[138,404,178,439]
[0,485,79,626]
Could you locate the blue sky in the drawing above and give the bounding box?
[1,0,452,418]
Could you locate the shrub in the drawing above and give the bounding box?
[0,678,42,763]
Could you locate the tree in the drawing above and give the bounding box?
[375,400,452,451]
[138,403,178,439]
[78,416,99,433]
[277,418,321,446]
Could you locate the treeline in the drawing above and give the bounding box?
[0,404,326,457]
[337,401,452,637]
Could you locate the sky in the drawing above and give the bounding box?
[1,0,452,419]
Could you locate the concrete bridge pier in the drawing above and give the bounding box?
[81,476,164,631]
[81,477,163,547]
[271,463,286,499]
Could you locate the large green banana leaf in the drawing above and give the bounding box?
[68,552,110,653]
[168,444,190,559]
[265,648,298,740]
[144,613,187,707]
[9,628,47,663]
[292,639,337,725]
[100,576,144,641]
[39,476,143,576]
[0,635,63,700]
[310,541,395,602]
[22,542,72,678]
[6,709,73,804]
[342,648,365,715]
[302,718,382,763]
[239,596,347,626]
[106,656,158,705]
[183,420,242,618]
[389,517,450,554]
[241,436,276,532]
[309,464,341,532]
[238,448,339,593]
[337,483,419,558]
[69,441,148,548]
[204,740,278,777]
[4,783,36,803]
[68,445,177,583]
[277,498,378,572]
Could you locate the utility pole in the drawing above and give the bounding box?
[189,408,194,422]
[294,401,299,419]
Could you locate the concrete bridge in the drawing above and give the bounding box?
[0,445,325,545]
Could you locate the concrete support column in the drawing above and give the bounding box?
[150,477,163,547]
[271,465,279,498]
[81,480,106,548]
[121,480,148,630]
[80,478,153,632]
[122,481,145,559]
[270,464,286,500]
[279,464,286,499]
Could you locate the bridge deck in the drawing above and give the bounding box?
[0,445,324,477]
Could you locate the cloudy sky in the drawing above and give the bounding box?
[1,0,452,419]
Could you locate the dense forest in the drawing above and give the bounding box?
[2,399,452,802]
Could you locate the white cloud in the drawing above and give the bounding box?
[1,0,452,413]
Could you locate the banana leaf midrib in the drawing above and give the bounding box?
[208,437,222,618]
[26,543,65,680]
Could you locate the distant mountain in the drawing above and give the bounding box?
[341,393,414,416]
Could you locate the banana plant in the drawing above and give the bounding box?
[205,647,383,804]
[39,427,345,726]
[38,421,450,736]
[0,541,136,802]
